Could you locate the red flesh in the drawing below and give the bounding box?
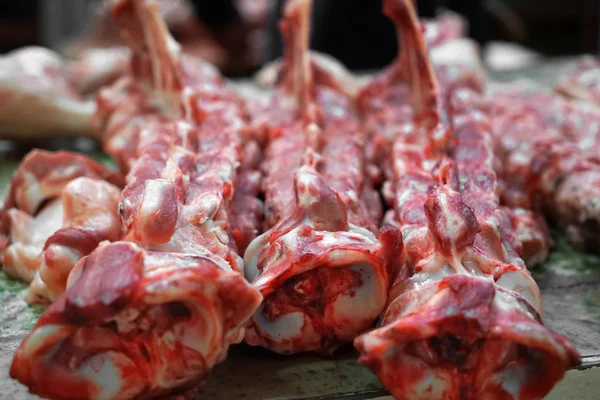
[10,1,262,399]
[243,0,400,355]
[489,83,600,251]
[355,1,579,399]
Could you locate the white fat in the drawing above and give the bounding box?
[413,263,455,287]
[139,180,169,221]
[22,172,43,213]
[3,243,42,281]
[281,226,301,249]
[319,233,340,247]
[438,194,468,275]
[252,306,306,341]
[186,193,219,223]
[34,199,65,244]
[348,223,378,242]
[510,150,531,166]
[5,47,64,76]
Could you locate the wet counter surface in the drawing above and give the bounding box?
[1,58,599,399]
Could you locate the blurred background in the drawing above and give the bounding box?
[0,0,598,76]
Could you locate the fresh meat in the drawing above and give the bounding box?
[0,44,133,142]
[243,0,401,355]
[504,207,551,267]
[432,55,551,267]
[0,47,98,140]
[0,150,123,304]
[489,83,600,251]
[11,241,259,400]
[354,1,579,399]
[69,47,131,95]
[229,140,264,254]
[10,1,262,399]
[27,177,122,304]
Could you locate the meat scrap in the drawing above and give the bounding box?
[489,83,600,252]
[0,45,133,142]
[433,55,551,267]
[10,241,259,400]
[354,1,579,399]
[0,150,123,304]
[10,1,262,399]
[243,0,400,355]
[0,47,97,140]
[504,206,551,267]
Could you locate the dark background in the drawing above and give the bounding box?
[0,0,598,75]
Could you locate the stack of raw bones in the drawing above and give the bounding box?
[2,0,595,399]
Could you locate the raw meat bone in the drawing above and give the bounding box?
[244,0,400,355]
[9,0,260,398]
[28,177,122,304]
[0,46,130,141]
[0,150,123,304]
[244,164,399,354]
[10,241,261,400]
[355,0,579,398]
[489,84,600,252]
[104,0,260,255]
[254,0,361,100]
[434,64,551,267]
[0,47,96,140]
[96,0,234,173]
